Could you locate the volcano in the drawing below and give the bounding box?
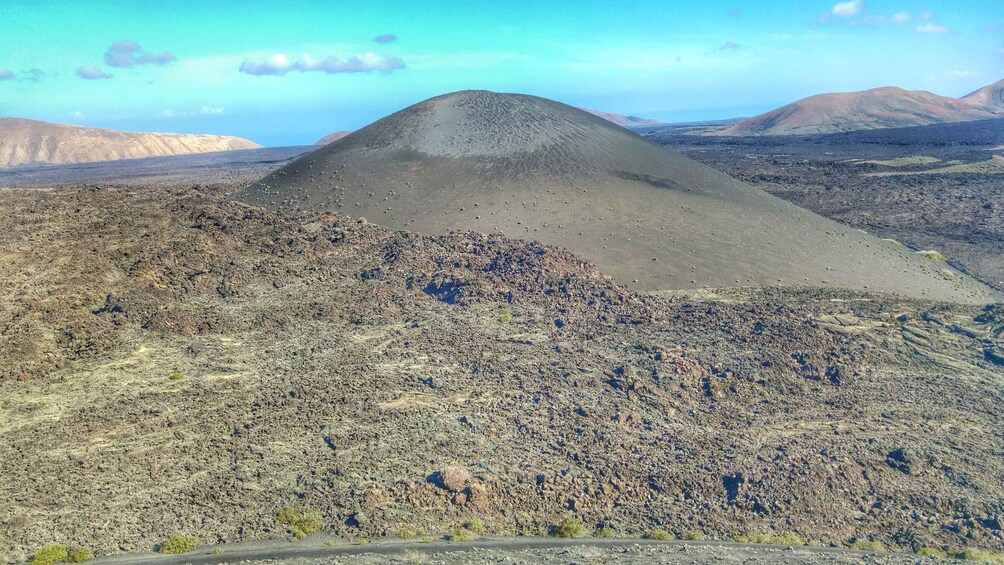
[235,90,996,303]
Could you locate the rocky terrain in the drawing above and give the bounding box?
[1,182,1003,563]
[237,90,995,303]
[716,79,1004,136]
[646,118,1004,290]
[0,118,260,169]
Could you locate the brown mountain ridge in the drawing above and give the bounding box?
[717,79,1004,136]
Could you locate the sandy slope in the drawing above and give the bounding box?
[235,90,996,304]
[0,118,260,168]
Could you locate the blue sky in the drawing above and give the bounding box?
[0,0,1001,146]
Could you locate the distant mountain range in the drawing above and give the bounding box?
[0,118,260,169]
[578,108,667,127]
[717,79,1004,136]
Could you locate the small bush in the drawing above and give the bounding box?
[276,506,323,540]
[735,532,805,546]
[397,529,418,539]
[849,540,886,552]
[647,529,672,541]
[66,547,93,562]
[158,534,199,554]
[169,371,185,381]
[421,536,434,543]
[681,531,705,541]
[498,307,512,324]
[550,516,587,538]
[594,527,616,538]
[916,547,946,558]
[956,548,1004,562]
[211,547,225,555]
[449,528,476,542]
[32,545,69,565]
[463,518,486,535]
[916,250,948,263]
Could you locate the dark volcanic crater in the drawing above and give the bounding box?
[234,90,996,304]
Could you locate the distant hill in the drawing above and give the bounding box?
[315,130,353,145]
[0,118,260,168]
[716,80,1004,136]
[580,108,666,127]
[962,79,1004,108]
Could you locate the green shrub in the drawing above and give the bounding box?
[647,529,672,541]
[916,547,946,558]
[463,518,486,535]
[849,540,886,552]
[735,532,805,546]
[498,307,512,324]
[681,531,705,541]
[421,536,434,543]
[158,534,199,554]
[397,529,418,539]
[169,371,185,381]
[32,545,69,565]
[956,548,1004,562]
[449,528,476,542]
[916,250,948,263]
[594,527,616,538]
[276,506,323,540]
[66,547,93,562]
[550,516,587,538]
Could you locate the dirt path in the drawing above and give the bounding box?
[89,536,915,565]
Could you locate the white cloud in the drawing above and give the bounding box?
[832,0,864,17]
[916,22,950,34]
[70,110,84,118]
[238,52,405,76]
[199,106,224,115]
[161,109,175,117]
[947,69,975,78]
[104,41,176,68]
[919,11,933,21]
[891,12,910,24]
[76,65,112,80]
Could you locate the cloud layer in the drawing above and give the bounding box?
[373,34,398,44]
[0,69,14,81]
[104,41,176,68]
[239,52,405,76]
[831,0,863,17]
[916,22,950,34]
[76,66,112,80]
